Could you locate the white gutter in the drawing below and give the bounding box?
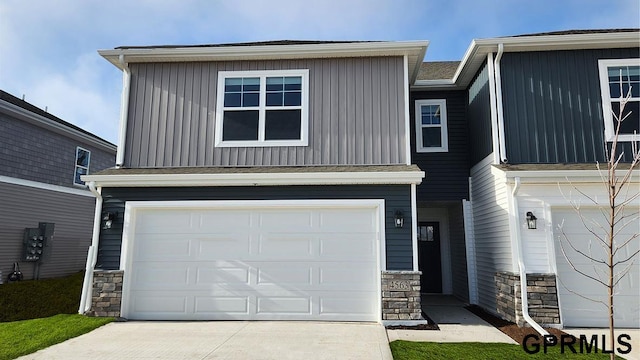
[486,53,500,164]
[494,44,507,163]
[115,54,131,168]
[78,181,102,314]
[511,177,549,337]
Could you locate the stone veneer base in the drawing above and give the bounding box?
[89,270,123,317]
[381,270,422,320]
[495,272,560,326]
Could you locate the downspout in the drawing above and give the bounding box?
[115,54,131,168]
[511,177,549,336]
[494,44,508,163]
[78,181,102,314]
[486,53,500,164]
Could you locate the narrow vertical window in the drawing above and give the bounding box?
[74,147,90,186]
[415,99,448,152]
[598,59,640,141]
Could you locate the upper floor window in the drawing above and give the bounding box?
[598,59,640,141]
[415,99,448,153]
[74,147,90,186]
[215,69,309,147]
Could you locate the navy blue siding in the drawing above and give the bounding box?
[501,48,639,163]
[467,61,493,166]
[411,90,469,202]
[97,185,412,271]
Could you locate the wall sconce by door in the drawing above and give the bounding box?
[526,211,537,229]
[102,212,116,230]
[394,210,404,228]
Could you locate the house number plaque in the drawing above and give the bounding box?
[388,280,411,290]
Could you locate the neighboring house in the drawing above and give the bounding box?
[81,30,639,328]
[413,29,639,329]
[0,90,116,281]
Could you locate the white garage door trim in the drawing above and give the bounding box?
[119,199,386,321]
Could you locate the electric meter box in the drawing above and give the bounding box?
[22,223,54,262]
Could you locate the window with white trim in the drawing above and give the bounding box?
[415,99,448,152]
[598,59,640,141]
[74,147,90,186]
[215,69,309,147]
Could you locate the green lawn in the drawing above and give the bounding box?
[390,341,624,360]
[0,314,113,360]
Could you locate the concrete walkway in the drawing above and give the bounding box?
[387,295,518,344]
[18,321,393,360]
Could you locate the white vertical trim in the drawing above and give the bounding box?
[487,53,500,164]
[544,203,558,275]
[116,55,131,167]
[462,199,479,304]
[411,184,418,271]
[403,55,412,165]
[494,44,507,163]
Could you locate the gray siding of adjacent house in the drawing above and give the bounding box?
[411,90,469,202]
[97,185,412,271]
[501,48,639,164]
[124,57,407,167]
[0,112,115,188]
[0,182,95,280]
[467,61,493,167]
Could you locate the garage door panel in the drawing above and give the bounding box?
[135,210,194,234]
[257,297,312,314]
[256,264,312,286]
[125,204,380,321]
[134,234,192,260]
[257,210,313,230]
[319,234,377,260]
[194,296,249,314]
[196,265,250,286]
[553,208,639,328]
[319,209,375,231]
[257,234,313,258]
[197,236,251,259]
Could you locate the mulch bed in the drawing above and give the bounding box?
[385,305,568,346]
[465,305,567,345]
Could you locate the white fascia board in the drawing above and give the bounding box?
[82,170,425,187]
[0,175,95,197]
[442,31,640,89]
[100,41,429,68]
[411,79,460,90]
[493,167,640,184]
[0,101,117,153]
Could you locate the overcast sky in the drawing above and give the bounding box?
[1,0,638,144]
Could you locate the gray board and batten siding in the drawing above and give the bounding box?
[500,48,639,164]
[97,185,413,271]
[0,181,96,280]
[467,61,493,166]
[124,56,407,168]
[411,90,469,202]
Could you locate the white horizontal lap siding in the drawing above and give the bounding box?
[516,198,551,273]
[469,154,513,312]
[120,200,384,321]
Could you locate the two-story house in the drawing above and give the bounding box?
[414,29,639,329]
[79,41,427,321]
[81,30,639,329]
[0,90,116,281]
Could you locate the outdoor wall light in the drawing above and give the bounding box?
[394,210,404,228]
[102,212,116,230]
[526,211,537,230]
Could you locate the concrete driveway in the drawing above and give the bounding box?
[18,321,393,360]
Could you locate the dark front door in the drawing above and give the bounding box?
[418,221,442,293]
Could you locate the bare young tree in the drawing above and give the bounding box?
[558,74,639,359]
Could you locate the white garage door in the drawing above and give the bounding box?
[553,208,639,328]
[121,201,381,321]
